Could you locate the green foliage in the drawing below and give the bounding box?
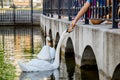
[0,49,16,80]
[34,44,42,54]
[23,44,42,54]
[23,48,33,54]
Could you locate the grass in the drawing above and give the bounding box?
[0,48,16,80]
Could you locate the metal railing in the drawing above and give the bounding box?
[43,0,120,28]
[0,8,33,25]
[0,0,34,25]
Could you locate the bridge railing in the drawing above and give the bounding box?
[43,0,120,28]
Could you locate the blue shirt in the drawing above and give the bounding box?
[87,0,106,6]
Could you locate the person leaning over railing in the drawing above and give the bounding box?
[68,0,112,32]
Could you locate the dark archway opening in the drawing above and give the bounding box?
[112,64,120,80]
[65,37,76,80]
[44,26,47,45]
[55,32,60,49]
[81,46,99,80]
[54,32,62,63]
[49,29,53,47]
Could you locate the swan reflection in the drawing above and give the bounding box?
[20,69,59,80]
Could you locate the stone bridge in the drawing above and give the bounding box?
[40,14,120,80]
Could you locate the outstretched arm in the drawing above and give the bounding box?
[68,2,91,32]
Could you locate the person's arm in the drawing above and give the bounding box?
[68,2,91,32]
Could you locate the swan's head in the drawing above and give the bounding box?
[46,36,51,46]
[46,36,50,41]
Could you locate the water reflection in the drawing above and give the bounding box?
[20,69,59,80]
[0,26,101,80]
[64,57,101,80]
[81,46,99,80]
[65,37,76,80]
[65,57,75,80]
[17,55,100,80]
[81,65,99,80]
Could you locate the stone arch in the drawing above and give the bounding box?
[48,29,53,47]
[55,32,60,49]
[81,45,98,67]
[112,63,120,80]
[81,45,99,80]
[65,37,76,79]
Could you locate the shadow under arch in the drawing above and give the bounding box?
[44,26,47,45]
[65,37,76,80]
[112,63,120,80]
[55,32,60,49]
[48,29,53,47]
[81,45,99,80]
[54,32,62,64]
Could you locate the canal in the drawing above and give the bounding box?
[0,26,100,80]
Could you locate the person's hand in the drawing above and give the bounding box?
[67,20,76,33]
[67,25,73,33]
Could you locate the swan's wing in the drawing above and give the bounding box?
[19,59,54,72]
[37,46,51,60]
[18,61,40,72]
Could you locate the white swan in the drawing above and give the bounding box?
[18,30,69,72]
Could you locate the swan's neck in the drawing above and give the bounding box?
[52,31,68,68]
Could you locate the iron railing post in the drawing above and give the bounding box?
[68,0,72,21]
[47,0,49,16]
[31,0,33,24]
[85,0,89,24]
[13,4,15,24]
[112,0,118,28]
[85,11,89,24]
[51,0,53,17]
[58,0,61,19]
[45,0,47,15]
[43,0,45,15]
